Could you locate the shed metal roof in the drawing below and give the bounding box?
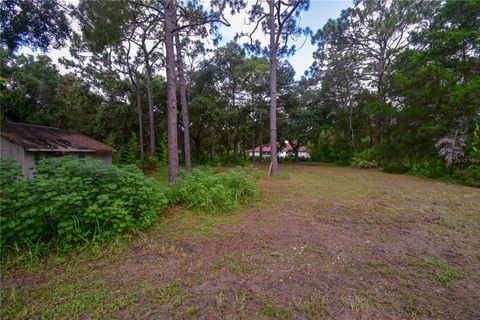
[0,122,113,155]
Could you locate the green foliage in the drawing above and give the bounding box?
[169,166,258,212]
[1,0,71,54]
[206,155,249,167]
[309,128,352,165]
[461,165,480,187]
[125,132,139,165]
[351,149,379,169]
[307,0,479,186]
[466,123,480,162]
[158,133,168,166]
[0,158,22,189]
[381,157,479,187]
[0,157,168,251]
[138,155,160,172]
[104,133,122,164]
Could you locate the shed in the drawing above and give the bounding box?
[0,122,113,178]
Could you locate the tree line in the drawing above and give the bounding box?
[1,0,479,185]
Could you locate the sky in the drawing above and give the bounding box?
[216,0,352,79]
[41,0,352,80]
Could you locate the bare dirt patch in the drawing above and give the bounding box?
[1,164,479,319]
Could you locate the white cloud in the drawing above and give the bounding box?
[37,0,349,80]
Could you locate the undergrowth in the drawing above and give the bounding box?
[0,157,168,253]
[168,166,259,212]
[0,159,260,264]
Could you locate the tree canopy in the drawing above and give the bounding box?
[1,0,478,185]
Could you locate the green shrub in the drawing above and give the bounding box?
[381,157,479,187]
[0,157,168,251]
[170,166,258,212]
[351,158,379,169]
[0,158,22,189]
[381,160,411,174]
[138,155,160,172]
[351,148,379,169]
[461,164,480,187]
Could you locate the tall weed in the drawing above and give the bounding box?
[0,157,168,251]
[169,166,258,212]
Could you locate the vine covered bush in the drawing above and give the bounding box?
[0,157,168,250]
[169,166,258,212]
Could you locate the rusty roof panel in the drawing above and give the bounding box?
[0,122,113,155]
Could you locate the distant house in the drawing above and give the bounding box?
[248,143,309,159]
[1,122,113,178]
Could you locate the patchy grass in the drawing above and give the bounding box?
[259,294,292,319]
[292,294,332,319]
[270,171,290,180]
[1,163,479,319]
[407,258,466,287]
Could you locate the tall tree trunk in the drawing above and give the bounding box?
[345,80,355,152]
[294,146,299,162]
[135,88,144,159]
[268,0,279,176]
[175,29,192,172]
[165,0,179,183]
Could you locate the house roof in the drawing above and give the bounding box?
[0,122,113,155]
[282,144,307,152]
[251,144,307,152]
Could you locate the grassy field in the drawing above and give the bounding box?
[1,164,479,319]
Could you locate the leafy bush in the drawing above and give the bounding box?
[0,157,168,251]
[460,165,480,187]
[381,157,479,187]
[351,148,379,169]
[138,155,161,173]
[351,158,379,169]
[381,160,411,174]
[0,158,22,189]
[310,129,353,164]
[169,166,258,212]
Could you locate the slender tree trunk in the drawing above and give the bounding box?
[345,80,355,152]
[174,30,192,172]
[373,76,383,147]
[294,147,299,162]
[268,0,279,176]
[165,0,179,183]
[135,88,144,159]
